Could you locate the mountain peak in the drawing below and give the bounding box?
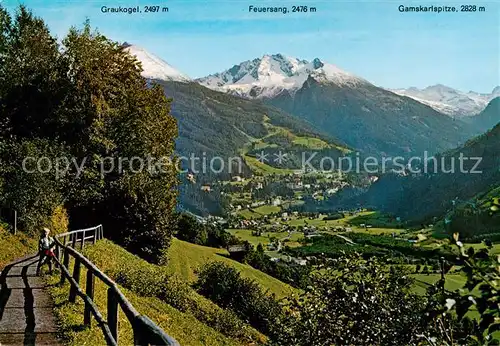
[124,44,191,83]
[311,58,324,69]
[425,84,456,92]
[310,61,361,85]
[197,54,365,98]
[391,84,499,117]
[264,53,285,60]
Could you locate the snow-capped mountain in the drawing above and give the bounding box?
[390,84,500,117]
[197,54,367,98]
[123,43,191,82]
[195,53,474,156]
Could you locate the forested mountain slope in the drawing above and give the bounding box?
[349,123,500,221]
[267,77,476,157]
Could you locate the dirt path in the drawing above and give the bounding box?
[335,234,355,244]
[0,255,60,345]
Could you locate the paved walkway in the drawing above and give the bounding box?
[0,255,60,345]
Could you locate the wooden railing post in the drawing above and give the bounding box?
[69,257,81,303]
[71,233,77,248]
[133,317,147,346]
[133,315,179,346]
[93,227,97,244]
[107,287,119,343]
[81,230,85,250]
[61,248,70,284]
[84,269,95,327]
[55,244,60,268]
[134,331,144,346]
[13,210,17,235]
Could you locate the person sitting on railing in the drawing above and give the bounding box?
[36,227,56,276]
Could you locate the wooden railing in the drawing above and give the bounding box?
[53,225,179,346]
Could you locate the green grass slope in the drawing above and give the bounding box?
[45,239,271,345]
[45,266,240,346]
[0,226,36,270]
[165,238,294,298]
[444,184,500,240]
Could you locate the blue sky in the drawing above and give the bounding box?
[3,0,499,92]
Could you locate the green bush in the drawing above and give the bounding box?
[195,261,283,337]
[115,265,168,297]
[175,213,239,248]
[434,233,500,344]
[272,255,431,346]
[323,212,345,221]
[46,205,69,236]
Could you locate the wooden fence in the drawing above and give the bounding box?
[53,225,179,346]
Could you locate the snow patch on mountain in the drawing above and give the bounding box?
[390,84,500,117]
[310,60,362,85]
[197,54,367,98]
[124,44,191,82]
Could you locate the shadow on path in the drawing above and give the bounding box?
[0,255,60,345]
[0,261,15,321]
[22,259,38,345]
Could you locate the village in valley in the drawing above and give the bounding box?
[182,168,417,266]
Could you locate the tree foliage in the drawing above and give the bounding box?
[195,261,282,336]
[175,213,239,248]
[0,5,178,261]
[243,244,312,289]
[430,232,500,345]
[272,255,430,345]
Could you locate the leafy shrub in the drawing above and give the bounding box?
[175,213,239,248]
[160,275,255,341]
[243,244,311,289]
[46,205,69,235]
[430,233,500,344]
[322,212,345,220]
[195,261,283,337]
[272,255,431,346]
